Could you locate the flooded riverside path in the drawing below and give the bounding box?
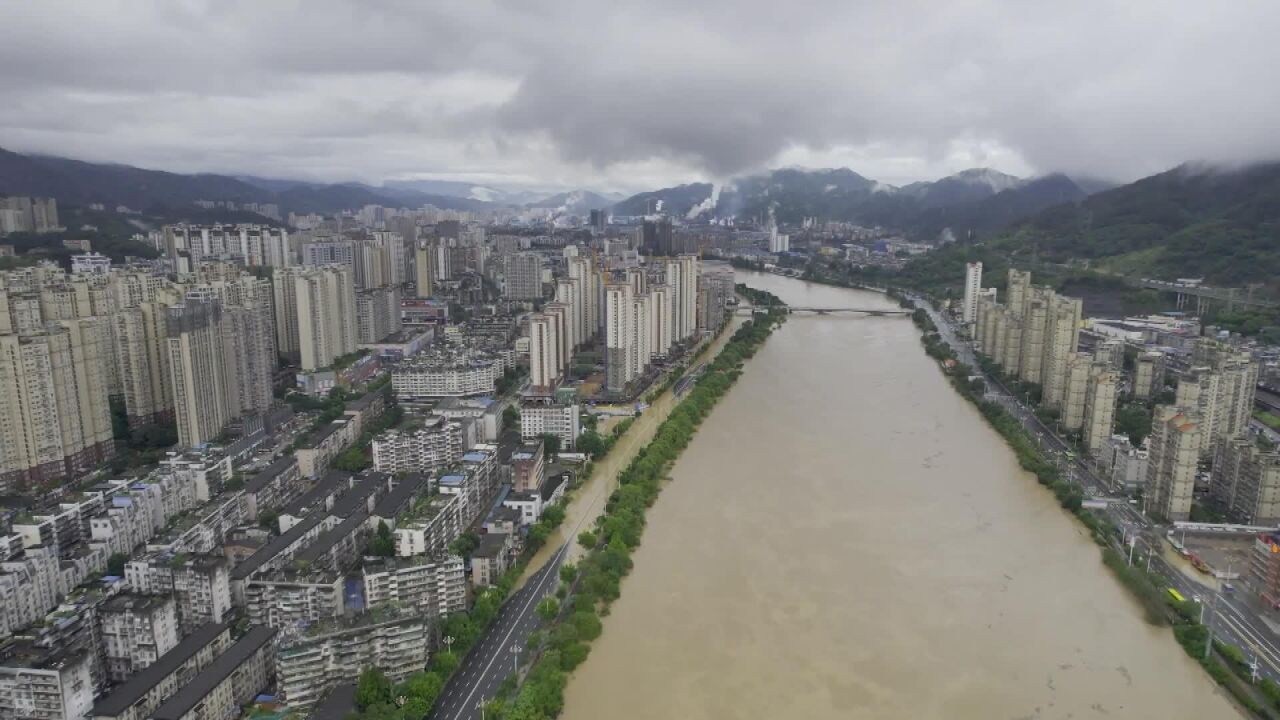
[557,271,1239,719]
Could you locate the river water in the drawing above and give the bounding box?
[559,271,1238,719]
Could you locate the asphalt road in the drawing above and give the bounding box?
[427,543,569,720]
[912,295,1280,684]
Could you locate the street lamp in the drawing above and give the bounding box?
[443,635,455,655]
[476,700,486,720]
[510,644,521,675]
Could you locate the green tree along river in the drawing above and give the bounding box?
[557,269,1238,719]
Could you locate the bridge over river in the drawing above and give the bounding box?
[735,305,912,316]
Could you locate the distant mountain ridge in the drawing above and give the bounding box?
[0,147,493,215]
[526,190,615,216]
[893,160,1280,292]
[611,166,1108,241]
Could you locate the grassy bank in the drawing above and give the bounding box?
[480,292,789,719]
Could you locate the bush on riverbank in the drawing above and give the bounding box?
[484,303,788,720]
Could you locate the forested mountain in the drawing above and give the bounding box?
[888,161,1280,296]
[0,147,491,215]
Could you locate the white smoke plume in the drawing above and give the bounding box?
[686,183,722,219]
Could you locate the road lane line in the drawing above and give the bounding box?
[450,543,568,720]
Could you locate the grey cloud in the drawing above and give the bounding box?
[1,0,1279,190]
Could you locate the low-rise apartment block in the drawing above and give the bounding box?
[147,625,276,720]
[362,555,466,618]
[0,642,94,720]
[519,402,580,450]
[276,609,431,710]
[99,593,180,683]
[91,622,232,720]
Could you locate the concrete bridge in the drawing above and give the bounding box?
[735,305,911,317]
[1132,279,1278,312]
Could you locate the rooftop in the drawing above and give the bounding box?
[230,514,323,580]
[99,592,171,616]
[372,473,430,519]
[310,683,357,720]
[281,470,354,517]
[329,472,387,518]
[301,419,350,449]
[293,512,368,566]
[91,623,230,717]
[243,457,298,494]
[473,532,510,559]
[344,391,384,412]
[540,473,567,503]
[149,626,276,720]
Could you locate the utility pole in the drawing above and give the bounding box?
[1204,593,1219,661]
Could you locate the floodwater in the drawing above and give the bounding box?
[517,312,745,585]
[559,271,1238,719]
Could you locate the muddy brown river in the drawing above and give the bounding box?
[558,271,1238,719]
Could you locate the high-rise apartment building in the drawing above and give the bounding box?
[1006,269,1032,317]
[649,285,672,359]
[503,252,544,300]
[194,269,277,418]
[665,255,699,343]
[529,313,562,391]
[543,302,573,368]
[1060,354,1092,432]
[1212,438,1280,526]
[554,278,580,349]
[0,196,58,235]
[604,283,635,393]
[1175,345,1258,456]
[1040,295,1082,408]
[1132,351,1167,401]
[961,262,982,324]
[567,256,598,343]
[355,286,402,344]
[1017,294,1049,385]
[162,224,290,267]
[301,240,354,268]
[273,266,357,370]
[350,232,406,289]
[167,298,231,447]
[631,293,651,380]
[1145,406,1202,521]
[0,321,114,491]
[414,240,435,299]
[1082,364,1118,455]
[114,303,175,426]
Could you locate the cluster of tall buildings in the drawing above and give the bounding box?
[0,248,364,491]
[0,203,747,718]
[1148,339,1261,521]
[0,196,59,235]
[528,254,600,392]
[974,268,1116,455]
[604,255,701,394]
[971,266,1272,524]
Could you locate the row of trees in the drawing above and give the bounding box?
[482,301,788,720]
[351,500,575,719]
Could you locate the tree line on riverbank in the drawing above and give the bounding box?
[348,289,786,720]
[479,294,788,720]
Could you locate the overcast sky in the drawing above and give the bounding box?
[2,1,1279,193]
